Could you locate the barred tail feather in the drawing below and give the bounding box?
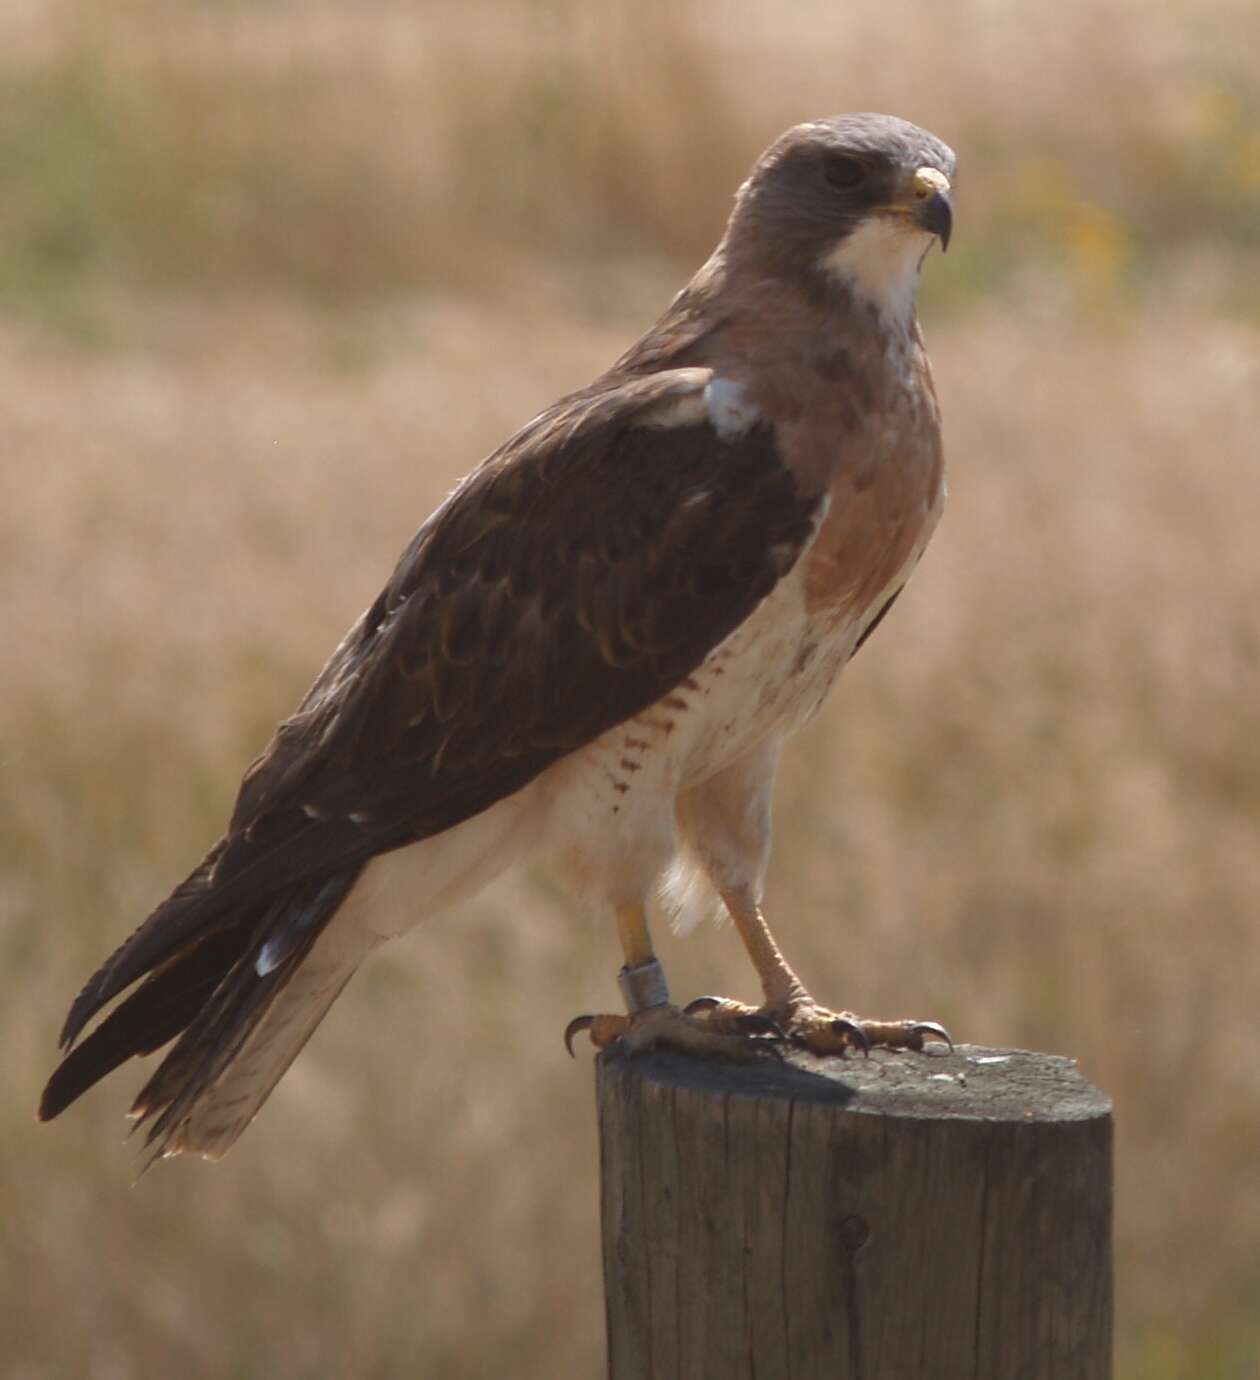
[38,924,255,1123]
[133,926,368,1165]
[40,866,369,1165]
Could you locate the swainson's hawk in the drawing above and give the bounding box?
[41,113,956,1162]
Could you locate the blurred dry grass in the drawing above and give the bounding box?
[3,1,1259,1377]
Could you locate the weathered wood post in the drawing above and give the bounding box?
[597,1044,1111,1380]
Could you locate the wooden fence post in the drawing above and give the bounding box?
[596,1043,1111,1380]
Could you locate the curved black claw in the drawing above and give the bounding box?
[730,1013,789,1041]
[909,1020,954,1054]
[682,997,787,1043]
[819,1016,872,1057]
[564,1014,596,1058]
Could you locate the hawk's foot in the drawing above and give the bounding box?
[684,994,952,1058]
[564,1003,784,1062]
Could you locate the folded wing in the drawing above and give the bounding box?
[45,367,822,1142]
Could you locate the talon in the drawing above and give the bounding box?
[683,995,724,1016]
[908,1020,954,1053]
[564,1014,596,1057]
[731,1013,789,1041]
[823,1016,871,1056]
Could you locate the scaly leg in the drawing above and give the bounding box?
[685,888,951,1056]
[564,903,781,1059]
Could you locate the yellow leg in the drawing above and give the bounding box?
[613,904,671,1014]
[615,903,656,972]
[719,889,807,1010]
[690,888,952,1056]
[564,901,780,1060]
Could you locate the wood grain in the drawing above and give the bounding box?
[597,1044,1112,1380]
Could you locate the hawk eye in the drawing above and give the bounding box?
[824,155,866,191]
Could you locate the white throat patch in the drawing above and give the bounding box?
[820,219,932,329]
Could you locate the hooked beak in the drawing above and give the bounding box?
[911,166,952,252]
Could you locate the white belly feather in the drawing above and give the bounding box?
[334,456,940,948]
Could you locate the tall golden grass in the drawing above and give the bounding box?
[3,2,1259,1376]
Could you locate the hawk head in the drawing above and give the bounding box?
[726,113,955,322]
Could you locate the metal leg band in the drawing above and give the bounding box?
[618,958,670,1014]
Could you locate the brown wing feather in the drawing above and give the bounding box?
[239,375,819,834]
[60,369,820,1045]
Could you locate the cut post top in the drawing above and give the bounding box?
[598,1042,1111,1125]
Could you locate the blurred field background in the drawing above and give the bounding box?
[3,0,1259,1375]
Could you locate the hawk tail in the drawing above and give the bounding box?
[40,867,368,1164]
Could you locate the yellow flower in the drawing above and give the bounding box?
[1064,202,1130,286]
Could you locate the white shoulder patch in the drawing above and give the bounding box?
[703,376,760,440]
